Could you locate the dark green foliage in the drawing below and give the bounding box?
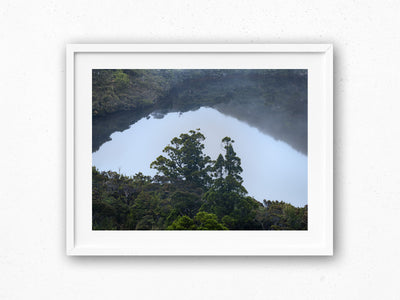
[167,216,196,230]
[167,212,227,230]
[92,69,307,119]
[221,137,243,183]
[113,70,130,90]
[92,69,183,117]
[150,129,212,188]
[200,137,251,225]
[170,191,201,218]
[194,212,227,230]
[92,130,307,230]
[254,200,308,230]
[93,69,308,153]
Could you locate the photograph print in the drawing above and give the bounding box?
[92,69,308,230]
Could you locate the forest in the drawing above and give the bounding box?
[92,69,307,117]
[93,129,308,230]
[92,69,308,154]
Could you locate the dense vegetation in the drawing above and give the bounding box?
[93,129,307,230]
[93,69,182,116]
[92,69,307,116]
[92,69,308,153]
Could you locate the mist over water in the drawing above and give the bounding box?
[92,107,307,207]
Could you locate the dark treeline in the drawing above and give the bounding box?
[92,69,308,154]
[92,69,307,117]
[93,129,307,230]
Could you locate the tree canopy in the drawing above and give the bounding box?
[150,129,212,188]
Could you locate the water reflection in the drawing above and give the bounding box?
[92,107,307,207]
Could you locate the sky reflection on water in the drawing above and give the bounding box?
[92,107,307,207]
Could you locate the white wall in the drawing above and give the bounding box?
[1,1,399,299]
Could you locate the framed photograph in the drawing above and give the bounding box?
[66,44,333,256]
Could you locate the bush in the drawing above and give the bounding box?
[113,70,130,90]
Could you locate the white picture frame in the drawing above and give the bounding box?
[66,44,333,256]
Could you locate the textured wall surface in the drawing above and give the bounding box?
[1,1,400,299]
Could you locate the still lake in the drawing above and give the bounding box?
[92,107,307,207]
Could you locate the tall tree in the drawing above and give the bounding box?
[221,137,243,182]
[201,137,247,220]
[150,129,212,188]
[211,137,247,195]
